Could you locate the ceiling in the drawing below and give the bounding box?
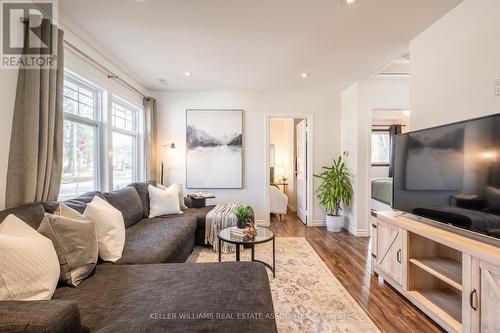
[59,0,460,92]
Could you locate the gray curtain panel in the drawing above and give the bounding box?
[143,97,158,182]
[5,20,64,208]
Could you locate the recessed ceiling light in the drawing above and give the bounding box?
[301,73,309,78]
[157,78,168,85]
[341,0,357,5]
[184,72,191,77]
[403,110,411,116]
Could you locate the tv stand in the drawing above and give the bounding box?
[371,211,500,333]
[401,212,500,248]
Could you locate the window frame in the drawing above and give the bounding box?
[371,129,391,167]
[60,66,146,199]
[109,95,143,190]
[60,72,103,200]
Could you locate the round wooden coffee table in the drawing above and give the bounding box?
[217,226,275,278]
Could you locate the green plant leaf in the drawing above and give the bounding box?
[313,156,353,216]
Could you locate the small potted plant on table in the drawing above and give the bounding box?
[314,156,353,232]
[234,206,257,240]
[235,206,253,229]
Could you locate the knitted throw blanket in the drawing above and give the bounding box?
[205,203,243,253]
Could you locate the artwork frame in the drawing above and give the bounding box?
[186,109,244,189]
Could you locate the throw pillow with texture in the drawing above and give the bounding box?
[38,204,98,286]
[84,196,125,262]
[0,215,60,300]
[148,184,182,217]
[157,183,188,209]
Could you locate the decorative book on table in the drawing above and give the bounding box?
[230,226,245,239]
[190,191,215,199]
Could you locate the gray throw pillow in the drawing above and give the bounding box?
[38,204,98,287]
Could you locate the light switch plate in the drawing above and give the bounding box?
[495,79,500,96]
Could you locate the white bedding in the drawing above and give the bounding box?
[270,185,288,215]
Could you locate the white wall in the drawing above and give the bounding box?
[156,91,340,225]
[270,118,296,209]
[410,0,500,130]
[340,83,360,234]
[0,16,151,209]
[341,80,410,235]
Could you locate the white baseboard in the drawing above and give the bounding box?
[310,219,325,226]
[343,221,370,237]
[343,222,356,235]
[354,230,370,237]
[255,219,269,226]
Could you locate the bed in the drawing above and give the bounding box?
[270,184,288,220]
[371,177,393,211]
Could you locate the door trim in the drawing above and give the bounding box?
[265,113,314,226]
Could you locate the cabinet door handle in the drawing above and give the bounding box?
[396,249,402,263]
[470,289,478,311]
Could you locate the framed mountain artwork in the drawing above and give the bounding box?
[186,109,243,188]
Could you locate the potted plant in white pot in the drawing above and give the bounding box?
[314,156,353,232]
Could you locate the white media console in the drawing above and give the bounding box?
[371,211,500,333]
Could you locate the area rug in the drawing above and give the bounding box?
[188,237,380,333]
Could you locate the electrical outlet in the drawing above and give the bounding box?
[495,79,500,97]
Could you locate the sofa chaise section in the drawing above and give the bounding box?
[163,204,215,246]
[53,262,277,333]
[115,216,197,264]
[0,300,86,333]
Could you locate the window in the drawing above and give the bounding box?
[371,131,390,165]
[60,75,101,200]
[59,71,144,200]
[111,98,140,190]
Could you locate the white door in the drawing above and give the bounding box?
[296,120,307,224]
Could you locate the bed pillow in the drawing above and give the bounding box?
[148,184,182,217]
[0,215,60,300]
[157,183,188,209]
[38,204,98,286]
[84,196,125,262]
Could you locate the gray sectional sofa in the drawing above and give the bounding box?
[0,182,277,333]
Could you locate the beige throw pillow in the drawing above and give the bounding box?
[158,183,188,209]
[0,215,60,300]
[148,184,182,217]
[38,204,98,287]
[84,196,125,262]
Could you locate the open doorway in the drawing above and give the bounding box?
[267,116,310,225]
[370,109,410,212]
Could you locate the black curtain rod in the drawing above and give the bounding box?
[20,17,151,100]
[64,40,151,100]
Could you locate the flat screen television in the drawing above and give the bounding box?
[393,114,500,241]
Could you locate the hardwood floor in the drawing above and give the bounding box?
[269,212,444,333]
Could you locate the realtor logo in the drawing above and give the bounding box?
[1,0,58,69]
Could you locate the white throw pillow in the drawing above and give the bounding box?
[157,183,188,209]
[0,215,60,301]
[84,196,125,262]
[148,184,182,217]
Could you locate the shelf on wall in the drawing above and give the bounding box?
[409,257,462,291]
